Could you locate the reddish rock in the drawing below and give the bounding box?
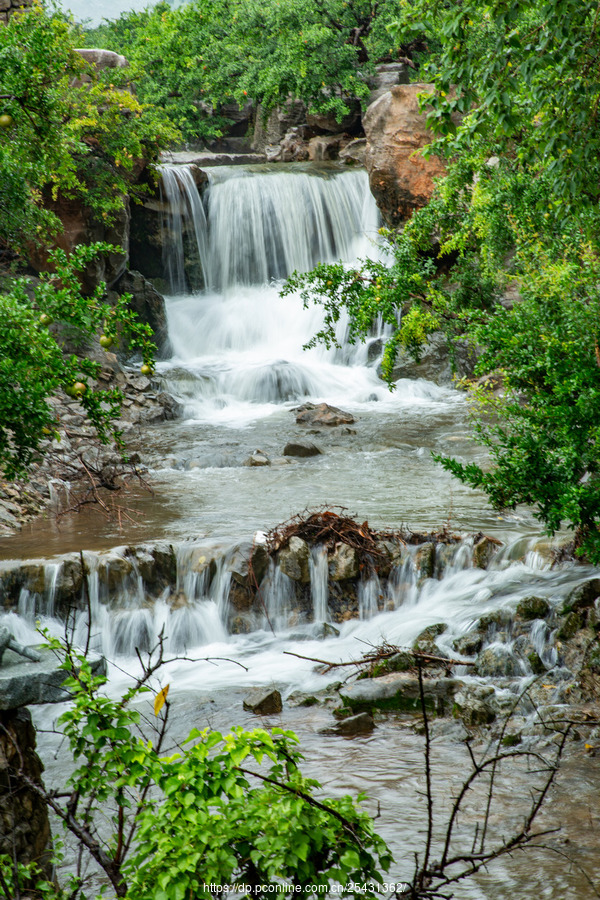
[295,402,355,427]
[363,83,453,227]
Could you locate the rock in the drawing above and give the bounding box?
[367,62,410,105]
[277,536,311,583]
[313,622,341,639]
[369,651,414,677]
[413,623,447,655]
[557,611,584,640]
[477,610,513,633]
[306,97,362,135]
[74,48,128,70]
[384,332,453,385]
[340,138,367,166]
[227,541,269,589]
[414,542,435,581]
[243,689,283,715]
[474,646,521,678]
[307,133,348,161]
[472,534,502,569]
[329,543,359,581]
[295,402,355,427]
[321,712,375,736]
[0,646,106,710]
[562,580,600,614]
[243,450,270,467]
[516,596,550,621]
[252,98,307,153]
[364,84,459,227]
[28,194,130,293]
[453,632,483,656]
[114,270,171,356]
[340,672,460,714]
[453,684,497,725]
[0,707,53,883]
[527,650,546,675]
[283,442,322,458]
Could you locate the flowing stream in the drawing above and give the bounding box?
[3,163,600,897]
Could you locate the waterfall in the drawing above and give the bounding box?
[159,163,380,294]
[160,166,211,294]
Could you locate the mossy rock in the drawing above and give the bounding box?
[556,611,583,641]
[501,733,522,747]
[370,651,414,678]
[453,632,483,656]
[516,596,550,621]
[477,610,512,632]
[527,650,546,674]
[562,580,600,615]
[413,623,447,654]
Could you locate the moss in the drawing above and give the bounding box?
[527,651,546,674]
[516,596,550,621]
[501,733,522,747]
[298,696,319,707]
[342,692,436,715]
[556,611,583,640]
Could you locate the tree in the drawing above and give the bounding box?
[0,3,177,256]
[0,634,392,899]
[0,243,155,478]
[84,0,419,142]
[285,1,600,561]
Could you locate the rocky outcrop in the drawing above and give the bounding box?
[112,269,171,356]
[363,84,456,227]
[28,194,130,294]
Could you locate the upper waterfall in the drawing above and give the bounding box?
[159,163,380,293]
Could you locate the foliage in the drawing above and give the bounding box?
[389,0,600,204]
[0,4,177,254]
[84,0,416,141]
[0,243,155,478]
[0,635,391,899]
[288,0,600,560]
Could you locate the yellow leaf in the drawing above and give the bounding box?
[154,684,170,716]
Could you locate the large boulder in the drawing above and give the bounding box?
[363,84,454,227]
[252,99,308,154]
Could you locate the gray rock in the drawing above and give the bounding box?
[0,646,106,710]
[243,689,283,715]
[472,535,502,569]
[413,623,447,655]
[278,537,311,583]
[321,712,375,736]
[475,646,520,677]
[453,683,497,725]
[283,442,322,458]
[243,450,270,467]
[453,632,483,656]
[340,672,460,714]
[329,544,358,581]
[414,543,435,581]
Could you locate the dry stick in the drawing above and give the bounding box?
[282,649,475,670]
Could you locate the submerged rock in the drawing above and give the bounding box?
[283,442,322,458]
[340,672,460,715]
[320,712,375,737]
[243,450,270,467]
